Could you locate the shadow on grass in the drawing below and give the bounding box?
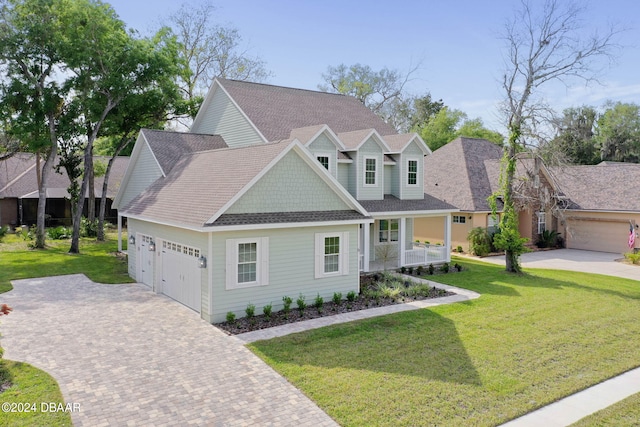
[252,309,482,386]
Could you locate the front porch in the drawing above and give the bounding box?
[359,215,452,272]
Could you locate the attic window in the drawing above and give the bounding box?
[364,157,377,186]
[317,155,330,170]
[407,159,418,186]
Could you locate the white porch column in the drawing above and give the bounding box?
[444,214,452,262]
[399,217,406,266]
[363,222,370,272]
[117,214,123,253]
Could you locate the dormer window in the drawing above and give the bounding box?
[317,155,330,170]
[407,159,418,185]
[364,157,377,186]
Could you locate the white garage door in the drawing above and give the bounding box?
[567,219,630,254]
[160,240,201,313]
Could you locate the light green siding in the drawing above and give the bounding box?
[347,155,357,197]
[308,134,337,178]
[384,164,392,194]
[191,87,263,147]
[127,218,210,320]
[118,142,162,209]
[227,150,350,214]
[357,138,384,200]
[210,225,360,322]
[389,163,400,197]
[400,141,425,199]
[338,162,350,191]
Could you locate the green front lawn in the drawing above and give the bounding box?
[0,360,72,427]
[570,392,640,427]
[249,259,640,426]
[0,231,133,293]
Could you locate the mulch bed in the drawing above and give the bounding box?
[216,272,458,335]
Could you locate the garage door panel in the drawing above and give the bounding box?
[160,240,201,313]
[568,219,629,254]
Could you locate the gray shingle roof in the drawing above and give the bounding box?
[211,210,368,226]
[121,141,296,227]
[0,153,128,199]
[552,163,640,211]
[141,129,227,175]
[218,78,397,142]
[423,137,503,211]
[358,194,456,213]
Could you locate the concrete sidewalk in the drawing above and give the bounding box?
[480,249,639,281]
[500,367,640,427]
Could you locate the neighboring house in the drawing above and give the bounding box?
[415,137,640,254]
[0,153,128,228]
[115,79,458,322]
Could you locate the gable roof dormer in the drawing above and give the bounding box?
[337,129,391,152]
[383,133,431,155]
[289,124,345,150]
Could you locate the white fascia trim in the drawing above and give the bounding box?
[564,209,640,214]
[208,218,373,233]
[121,213,207,233]
[410,134,431,155]
[337,159,354,164]
[205,140,298,225]
[355,129,391,152]
[369,209,460,218]
[304,125,346,151]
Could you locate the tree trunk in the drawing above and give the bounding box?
[69,146,92,253]
[35,148,57,248]
[87,146,95,221]
[97,155,115,241]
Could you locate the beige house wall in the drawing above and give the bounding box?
[414,213,494,251]
[564,211,640,254]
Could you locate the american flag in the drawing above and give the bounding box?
[630,222,636,249]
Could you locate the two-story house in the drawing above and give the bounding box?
[114,79,457,322]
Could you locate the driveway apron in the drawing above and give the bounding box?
[0,274,337,427]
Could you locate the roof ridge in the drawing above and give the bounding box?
[220,78,351,98]
[142,128,224,138]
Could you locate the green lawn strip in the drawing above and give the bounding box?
[570,391,640,427]
[249,259,640,427]
[0,232,132,294]
[0,359,72,427]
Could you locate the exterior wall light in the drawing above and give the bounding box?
[148,240,156,252]
[198,255,207,268]
[129,235,135,245]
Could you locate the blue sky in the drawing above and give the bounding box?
[107,0,640,133]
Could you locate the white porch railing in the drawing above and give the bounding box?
[404,244,448,266]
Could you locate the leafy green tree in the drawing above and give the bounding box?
[498,0,617,272]
[595,102,640,163]
[457,118,504,145]
[419,108,503,151]
[0,0,71,248]
[545,106,599,165]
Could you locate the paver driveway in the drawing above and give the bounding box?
[0,274,338,427]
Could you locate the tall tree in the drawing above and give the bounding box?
[419,108,504,151]
[167,1,271,120]
[545,106,599,165]
[596,101,640,163]
[497,0,617,272]
[0,0,70,248]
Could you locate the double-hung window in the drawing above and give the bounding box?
[364,157,377,186]
[407,159,418,185]
[226,237,269,289]
[378,219,399,243]
[537,211,546,234]
[315,232,349,278]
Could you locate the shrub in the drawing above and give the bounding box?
[407,266,414,275]
[454,262,463,272]
[47,226,70,240]
[428,263,435,275]
[0,225,8,243]
[416,265,424,276]
[441,262,450,273]
[80,217,98,237]
[456,245,463,253]
[263,303,273,319]
[346,290,356,302]
[296,294,307,312]
[226,311,236,323]
[332,292,342,305]
[468,227,491,256]
[314,294,324,311]
[400,266,406,274]
[245,303,255,318]
[282,296,292,316]
[624,252,640,265]
[537,229,559,248]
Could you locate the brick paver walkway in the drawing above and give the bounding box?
[1,274,337,426]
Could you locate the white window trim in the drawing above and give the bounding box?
[315,232,349,279]
[537,211,546,234]
[405,157,419,187]
[488,214,500,229]
[226,237,269,290]
[363,156,379,187]
[377,219,399,244]
[316,152,332,173]
[452,215,466,224]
